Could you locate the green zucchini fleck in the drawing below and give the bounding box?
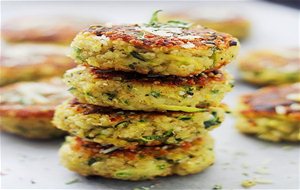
[178,116,192,120]
[130,51,146,61]
[204,111,221,129]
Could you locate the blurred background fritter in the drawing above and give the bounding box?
[1,43,76,86]
[238,48,300,86]
[2,16,98,44]
[161,9,251,40]
[235,83,300,142]
[0,78,71,139]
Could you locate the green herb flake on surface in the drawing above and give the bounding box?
[212,184,222,190]
[65,178,80,185]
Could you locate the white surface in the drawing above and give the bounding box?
[1,1,300,189]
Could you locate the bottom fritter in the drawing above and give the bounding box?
[236,116,300,142]
[0,116,65,139]
[59,135,214,181]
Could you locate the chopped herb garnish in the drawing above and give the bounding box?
[148,10,162,25]
[67,87,76,92]
[157,164,166,170]
[124,99,129,105]
[129,63,136,69]
[130,51,146,61]
[65,178,80,185]
[86,92,94,97]
[167,20,192,28]
[178,116,192,120]
[87,158,98,166]
[204,111,221,129]
[212,184,222,190]
[114,121,130,128]
[211,89,219,94]
[104,92,116,101]
[115,171,131,177]
[183,86,194,96]
[146,91,161,98]
[142,130,173,141]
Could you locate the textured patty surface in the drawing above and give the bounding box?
[236,83,300,142]
[0,78,70,139]
[53,99,225,148]
[70,23,239,76]
[59,135,214,180]
[238,48,300,85]
[64,66,233,112]
[2,17,97,44]
[1,43,75,86]
[161,10,251,40]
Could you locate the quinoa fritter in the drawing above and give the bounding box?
[0,78,71,139]
[59,135,214,180]
[161,10,251,40]
[2,17,97,44]
[236,83,300,142]
[238,48,300,85]
[64,66,233,112]
[53,99,225,148]
[70,22,239,76]
[1,43,75,86]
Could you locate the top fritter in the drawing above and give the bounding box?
[70,13,239,76]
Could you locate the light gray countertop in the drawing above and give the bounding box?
[1,1,299,189]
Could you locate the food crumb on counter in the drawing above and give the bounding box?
[212,184,222,190]
[241,180,256,188]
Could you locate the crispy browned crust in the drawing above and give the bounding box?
[88,66,226,86]
[240,83,300,119]
[69,98,211,116]
[73,136,201,156]
[87,24,238,50]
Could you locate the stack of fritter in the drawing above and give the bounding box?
[53,14,240,180]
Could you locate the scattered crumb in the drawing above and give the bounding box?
[212,184,222,190]
[255,179,273,184]
[242,173,249,176]
[65,178,80,185]
[241,180,256,188]
[254,167,270,175]
[30,180,36,184]
[133,187,149,190]
[241,178,273,188]
[133,184,156,190]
